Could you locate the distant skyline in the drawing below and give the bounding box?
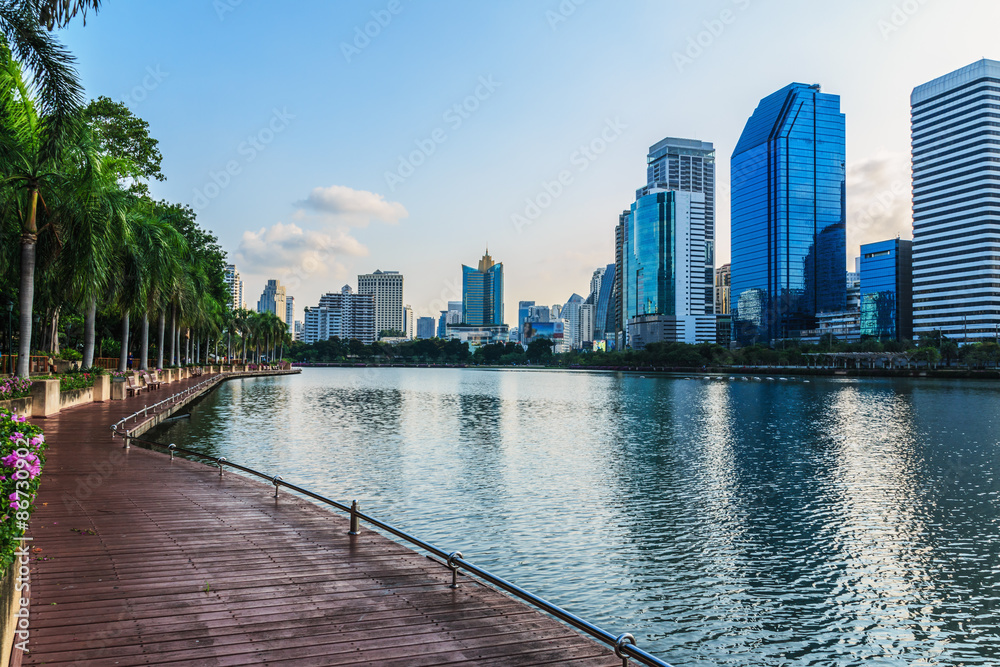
[60,0,1000,324]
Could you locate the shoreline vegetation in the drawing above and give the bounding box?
[287,333,1000,379]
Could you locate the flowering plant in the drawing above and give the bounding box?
[0,377,32,402]
[59,372,96,392]
[109,371,130,379]
[0,408,46,574]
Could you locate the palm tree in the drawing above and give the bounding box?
[54,153,128,368]
[0,53,95,377]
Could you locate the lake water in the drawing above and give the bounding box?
[155,368,1000,666]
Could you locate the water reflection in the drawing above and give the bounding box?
[154,369,1000,666]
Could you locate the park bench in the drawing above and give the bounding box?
[140,370,161,390]
[126,376,144,397]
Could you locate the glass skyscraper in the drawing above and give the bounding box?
[730,83,847,344]
[619,137,716,347]
[594,262,616,341]
[859,239,913,341]
[911,59,1000,342]
[462,250,504,325]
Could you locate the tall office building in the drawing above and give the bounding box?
[730,83,846,344]
[302,286,375,344]
[561,293,585,349]
[285,296,295,337]
[462,250,504,326]
[517,301,535,343]
[625,189,715,346]
[257,279,287,320]
[860,239,913,341]
[416,317,436,339]
[358,270,404,338]
[715,264,731,315]
[224,265,244,310]
[643,136,716,248]
[403,305,415,339]
[594,263,616,342]
[912,59,1000,342]
[613,212,628,347]
[619,137,716,347]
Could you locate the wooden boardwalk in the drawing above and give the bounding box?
[23,372,616,666]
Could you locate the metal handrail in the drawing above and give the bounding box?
[111,412,674,666]
[110,369,283,436]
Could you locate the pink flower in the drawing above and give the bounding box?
[8,493,20,511]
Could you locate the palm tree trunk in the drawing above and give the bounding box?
[157,310,165,369]
[118,312,130,372]
[83,297,97,368]
[169,306,176,366]
[140,315,149,370]
[51,307,61,355]
[15,189,42,379]
[16,233,36,378]
[185,328,190,365]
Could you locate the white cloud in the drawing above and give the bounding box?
[846,151,912,260]
[236,221,369,293]
[299,184,408,224]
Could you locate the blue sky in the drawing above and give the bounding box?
[61,0,1000,324]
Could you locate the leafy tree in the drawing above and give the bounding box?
[83,96,164,195]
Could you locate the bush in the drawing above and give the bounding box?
[0,378,33,402]
[58,349,82,361]
[59,373,97,392]
[0,409,46,575]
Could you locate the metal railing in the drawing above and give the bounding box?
[108,376,674,667]
[112,374,225,434]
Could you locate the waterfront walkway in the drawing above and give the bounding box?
[23,372,614,666]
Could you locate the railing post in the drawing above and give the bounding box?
[614,633,636,667]
[168,443,176,460]
[348,500,361,535]
[218,457,226,476]
[122,431,130,449]
[447,551,463,589]
[272,475,282,498]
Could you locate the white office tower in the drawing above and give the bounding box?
[358,270,404,338]
[302,286,375,344]
[257,279,286,319]
[224,265,244,310]
[403,305,415,339]
[579,303,595,345]
[285,296,295,337]
[912,59,1000,342]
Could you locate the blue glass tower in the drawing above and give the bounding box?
[594,263,616,340]
[860,239,912,340]
[730,83,846,344]
[462,250,504,325]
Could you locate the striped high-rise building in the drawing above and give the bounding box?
[357,270,404,338]
[911,59,1000,342]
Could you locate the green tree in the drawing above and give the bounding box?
[0,53,95,376]
[82,96,164,196]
